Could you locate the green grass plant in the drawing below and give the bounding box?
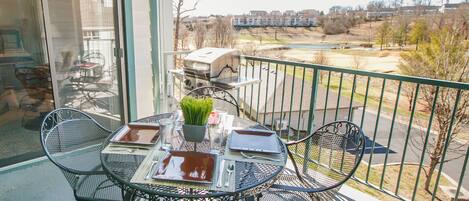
[180,96,213,126]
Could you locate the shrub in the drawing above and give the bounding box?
[322,18,349,35]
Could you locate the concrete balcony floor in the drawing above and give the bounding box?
[0,155,379,201]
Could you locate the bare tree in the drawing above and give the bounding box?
[409,19,429,50]
[402,85,416,111]
[193,22,207,49]
[394,16,410,48]
[179,25,190,50]
[211,17,237,48]
[376,20,392,50]
[313,50,329,65]
[273,27,279,41]
[313,51,330,83]
[241,43,258,69]
[399,20,468,192]
[240,43,258,56]
[367,0,386,11]
[173,0,198,51]
[352,55,364,70]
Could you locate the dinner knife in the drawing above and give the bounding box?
[216,159,225,188]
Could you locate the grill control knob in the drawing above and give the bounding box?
[184,79,191,87]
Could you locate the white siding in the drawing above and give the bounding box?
[132,0,154,118]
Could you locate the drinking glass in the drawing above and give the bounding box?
[158,118,175,150]
[172,110,183,132]
[208,127,223,154]
[208,114,225,153]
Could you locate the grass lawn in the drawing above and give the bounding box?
[289,145,454,201]
[280,65,432,126]
[331,49,389,57]
[247,61,468,141]
[348,163,454,201]
[238,33,287,44]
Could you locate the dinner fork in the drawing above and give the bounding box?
[240,152,281,162]
[224,164,234,187]
[145,154,160,180]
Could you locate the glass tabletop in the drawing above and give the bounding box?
[100,113,287,200]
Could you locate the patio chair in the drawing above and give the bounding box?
[68,52,106,89]
[40,108,124,201]
[186,86,240,116]
[77,63,118,112]
[260,121,366,200]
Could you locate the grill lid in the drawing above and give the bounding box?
[183,48,239,65]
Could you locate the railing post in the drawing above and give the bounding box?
[302,68,319,174]
[454,147,469,201]
[431,89,463,201]
[287,66,297,142]
[396,84,420,194]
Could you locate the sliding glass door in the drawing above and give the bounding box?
[43,0,125,129]
[0,0,125,167]
[0,0,52,166]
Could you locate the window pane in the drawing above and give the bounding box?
[0,0,52,166]
[46,0,124,129]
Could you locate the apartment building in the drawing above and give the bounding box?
[366,2,468,19]
[233,9,319,27]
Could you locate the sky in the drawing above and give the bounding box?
[181,0,464,16]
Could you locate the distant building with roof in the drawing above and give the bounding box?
[440,2,469,13]
[233,10,319,27]
[249,10,268,16]
[365,3,466,20]
[366,8,395,19]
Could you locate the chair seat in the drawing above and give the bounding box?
[262,121,365,201]
[260,164,341,201]
[75,174,122,201]
[260,188,339,201]
[260,189,312,201]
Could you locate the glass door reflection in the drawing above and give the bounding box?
[0,0,53,166]
[45,0,124,130]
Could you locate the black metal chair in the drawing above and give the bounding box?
[77,64,118,112]
[69,52,106,88]
[40,108,124,201]
[186,86,240,116]
[261,121,366,200]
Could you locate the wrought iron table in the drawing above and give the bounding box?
[100,113,287,200]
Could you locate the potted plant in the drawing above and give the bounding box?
[180,96,213,142]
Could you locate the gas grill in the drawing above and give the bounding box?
[181,48,259,91]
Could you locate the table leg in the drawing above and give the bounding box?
[122,189,134,201]
[245,196,256,201]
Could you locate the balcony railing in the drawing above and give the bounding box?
[168,53,469,201]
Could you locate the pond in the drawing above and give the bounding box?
[286,43,359,50]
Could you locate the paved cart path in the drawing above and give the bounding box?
[352,108,469,191]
